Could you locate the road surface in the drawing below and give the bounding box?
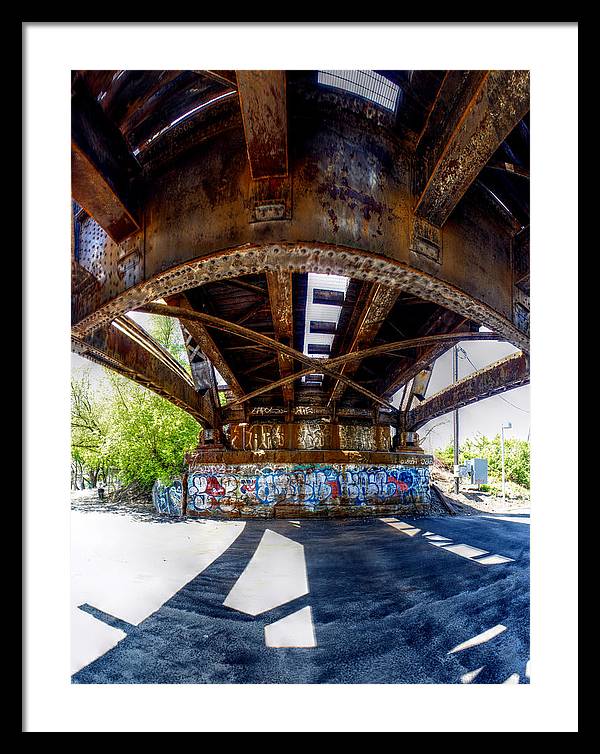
[71,508,530,684]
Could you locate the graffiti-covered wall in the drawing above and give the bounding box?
[184,462,432,518]
[152,478,183,515]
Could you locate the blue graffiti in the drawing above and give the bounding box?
[152,478,183,515]
[185,465,430,513]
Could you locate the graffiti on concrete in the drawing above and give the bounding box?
[152,478,183,515]
[186,464,430,513]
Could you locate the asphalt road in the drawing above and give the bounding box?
[72,512,530,684]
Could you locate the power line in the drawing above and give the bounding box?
[457,346,530,414]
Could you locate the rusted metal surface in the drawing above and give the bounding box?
[219,330,500,409]
[71,323,214,427]
[265,270,295,403]
[328,283,399,404]
[380,310,468,399]
[414,70,530,227]
[165,295,244,400]
[226,421,392,453]
[70,69,530,449]
[137,302,401,411]
[236,70,288,179]
[72,243,528,352]
[407,352,529,430]
[71,77,141,243]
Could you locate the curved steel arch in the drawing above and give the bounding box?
[71,242,529,352]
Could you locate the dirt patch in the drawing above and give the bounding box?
[431,458,530,516]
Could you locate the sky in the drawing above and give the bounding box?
[72,312,529,453]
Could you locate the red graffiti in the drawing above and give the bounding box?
[327,479,340,497]
[387,475,409,493]
[205,476,225,497]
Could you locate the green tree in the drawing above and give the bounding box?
[71,314,201,491]
[102,372,200,489]
[435,433,530,489]
[70,371,114,488]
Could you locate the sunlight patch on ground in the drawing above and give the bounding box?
[71,512,245,626]
[71,606,126,675]
[448,624,507,654]
[265,606,317,648]
[223,529,309,616]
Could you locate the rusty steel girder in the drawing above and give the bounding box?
[72,321,215,427]
[406,352,529,430]
[71,74,529,349]
[71,69,530,430]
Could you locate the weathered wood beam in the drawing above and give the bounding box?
[407,352,529,430]
[71,324,214,427]
[415,70,530,227]
[236,70,288,179]
[266,270,294,404]
[71,77,141,243]
[165,295,244,400]
[328,283,399,405]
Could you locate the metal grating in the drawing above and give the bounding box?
[318,70,400,112]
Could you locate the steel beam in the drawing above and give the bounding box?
[71,323,214,427]
[407,352,529,430]
[415,70,530,227]
[328,283,399,405]
[165,295,245,400]
[221,332,502,409]
[137,302,404,412]
[71,77,141,243]
[266,270,295,404]
[236,70,288,179]
[380,310,468,399]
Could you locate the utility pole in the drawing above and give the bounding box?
[453,345,460,494]
[501,422,512,503]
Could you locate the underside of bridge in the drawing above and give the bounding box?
[71,69,530,517]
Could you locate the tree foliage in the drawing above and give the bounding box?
[435,433,530,489]
[71,314,200,490]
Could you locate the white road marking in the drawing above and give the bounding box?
[430,540,453,547]
[448,624,507,654]
[426,535,452,542]
[223,529,309,616]
[387,521,413,529]
[379,517,399,523]
[71,512,245,626]
[422,531,435,536]
[502,673,520,684]
[441,544,489,559]
[474,554,515,565]
[264,606,317,648]
[460,666,484,684]
[71,606,126,674]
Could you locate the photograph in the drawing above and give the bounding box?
[22,20,579,733]
[70,66,531,684]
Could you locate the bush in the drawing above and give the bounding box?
[435,433,530,489]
